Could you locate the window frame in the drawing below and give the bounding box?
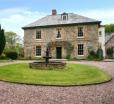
[56,30,61,39]
[36,30,41,39]
[61,13,68,21]
[99,31,102,37]
[78,27,84,37]
[77,44,84,56]
[63,15,67,20]
[35,46,41,57]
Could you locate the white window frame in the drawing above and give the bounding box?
[36,31,41,40]
[77,44,84,56]
[99,31,102,37]
[63,15,67,20]
[35,46,42,57]
[77,27,84,38]
[56,30,62,39]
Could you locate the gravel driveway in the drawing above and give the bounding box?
[0,61,114,104]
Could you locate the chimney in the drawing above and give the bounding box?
[52,9,57,15]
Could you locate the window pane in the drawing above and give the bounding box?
[36,46,41,56]
[36,31,41,39]
[56,30,61,38]
[63,16,66,20]
[78,27,83,37]
[78,44,84,55]
[99,31,102,37]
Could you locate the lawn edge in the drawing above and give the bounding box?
[0,77,112,87]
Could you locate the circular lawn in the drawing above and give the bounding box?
[0,63,112,86]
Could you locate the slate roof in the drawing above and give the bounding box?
[105,32,114,44]
[22,13,101,29]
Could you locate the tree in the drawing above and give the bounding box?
[105,24,114,33]
[4,31,23,55]
[4,31,23,57]
[0,25,6,56]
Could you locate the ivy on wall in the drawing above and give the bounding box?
[47,41,74,58]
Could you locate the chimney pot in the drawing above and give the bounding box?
[52,9,57,15]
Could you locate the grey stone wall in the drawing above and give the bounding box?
[105,36,114,49]
[105,36,114,58]
[24,24,99,59]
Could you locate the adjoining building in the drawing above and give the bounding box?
[22,10,105,59]
[105,32,114,58]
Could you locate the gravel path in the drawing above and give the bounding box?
[0,61,114,104]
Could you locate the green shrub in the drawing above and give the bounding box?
[96,48,103,60]
[106,47,113,58]
[89,51,96,56]
[0,54,9,60]
[66,54,71,60]
[87,51,97,60]
[5,52,18,60]
[0,27,6,56]
[87,49,104,61]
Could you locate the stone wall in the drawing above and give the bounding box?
[24,24,99,59]
[105,36,114,52]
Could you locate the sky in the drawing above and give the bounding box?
[0,0,114,39]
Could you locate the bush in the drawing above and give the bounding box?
[96,48,103,60]
[106,47,113,58]
[87,51,97,60]
[87,49,103,61]
[0,54,9,60]
[5,52,18,60]
[66,54,71,60]
[0,27,6,56]
[89,51,96,56]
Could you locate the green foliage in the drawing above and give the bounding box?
[47,41,74,58]
[66,54,71,60]
[0,54,9,60]
[64,41,74,56]
[5,51,18,60]
[106,47,113,58]
[0,25,6,56]
[87,51,98,60]
[0,64,111,86]
[4,31,23,55]
[105,24,114,33]
[96,48,103,60]
[87,48,103,61]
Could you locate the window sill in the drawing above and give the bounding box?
[35,56,42,57]
[56,38,62,39]
[36,39,42,40]
[77,37,84,39]
[77,55,84,56]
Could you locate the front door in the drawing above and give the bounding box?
[56,47,62,59]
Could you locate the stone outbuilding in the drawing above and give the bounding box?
[105,32,114,58]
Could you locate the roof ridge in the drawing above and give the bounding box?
[105,32,114,44]
[22,12,101,29]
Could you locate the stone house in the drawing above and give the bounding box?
[22,10,105,59]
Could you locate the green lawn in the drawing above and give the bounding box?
[0,63,112,86]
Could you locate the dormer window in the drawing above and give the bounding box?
[61,12,68,21]
[63,15,67,20]
[56,29,61,38]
